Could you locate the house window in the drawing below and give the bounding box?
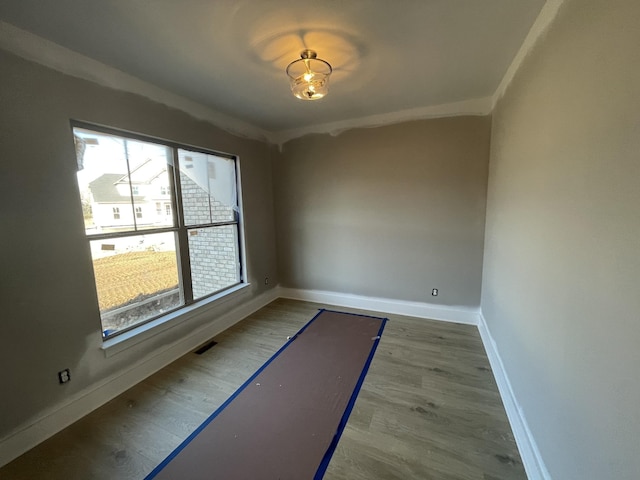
[73,123,244,339]
[160,185,169,195]
[131,185,140,195]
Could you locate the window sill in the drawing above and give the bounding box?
[101,283,251,358]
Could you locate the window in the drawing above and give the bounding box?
[160,185,169,195]
[73,123,244,339]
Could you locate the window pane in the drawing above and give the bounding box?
[127,143,174,231]
[188,225,240,299]
[73,127,175,234]
[89,232,182,336]
[179,150,237,225]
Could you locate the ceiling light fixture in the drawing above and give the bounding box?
[286,49,332,101]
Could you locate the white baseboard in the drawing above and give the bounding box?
[477,312,551,480]
[277,287,480,325]
[0,288,279,468]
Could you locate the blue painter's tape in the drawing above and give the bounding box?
[313,316,388,479]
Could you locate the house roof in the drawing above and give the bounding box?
[116,159,167,185]
[89,173,145,204]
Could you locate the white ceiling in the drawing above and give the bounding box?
[0,0,546,140]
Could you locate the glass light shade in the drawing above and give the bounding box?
[286,50,332,101]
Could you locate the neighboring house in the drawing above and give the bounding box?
[88,159,172,231]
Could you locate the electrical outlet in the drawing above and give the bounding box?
[431,288,438,296]
[58,368,71,384]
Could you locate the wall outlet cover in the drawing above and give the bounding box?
[58,369,71,384]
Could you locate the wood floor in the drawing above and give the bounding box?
[0,299,526,479]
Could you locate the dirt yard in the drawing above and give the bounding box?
[93,251,179,311]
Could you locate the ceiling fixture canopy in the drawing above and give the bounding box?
[286,49,332,101]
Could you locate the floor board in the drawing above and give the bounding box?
[0,299,526,479]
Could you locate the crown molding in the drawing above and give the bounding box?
[492,0,566,109]
[1,0,565,148]
[0,21,271,143]
[272,97,493,148]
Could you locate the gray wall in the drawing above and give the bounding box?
[274,117,491,307]
[0,50,278,439]
[481,0,640,478]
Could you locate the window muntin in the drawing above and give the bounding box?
[73,124,243,338]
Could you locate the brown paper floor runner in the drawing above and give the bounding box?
[145,309,387,480]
